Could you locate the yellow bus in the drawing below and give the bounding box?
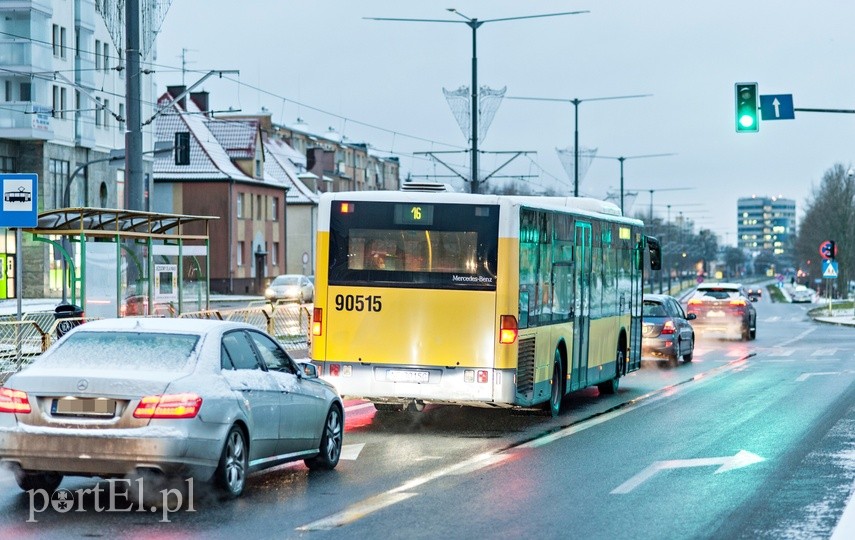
[310,184,661,415]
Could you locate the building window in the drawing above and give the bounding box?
[256,195,262,220]
[103,99,110,127]
[0,156,15,172]
[52,25,60,56]
[60,88,67,120]
[237,241,245,267]
[4,81,10,102]
[52,86,60,118]
[271,197,279,221]
[95,97,102,127]
[60,27,67,59]
[118,103,125,126]
[49,159,70,209]
[20,82,31,102]
[103,42,110,71]
[95,39,101,70]
[271,242,279,266]
[237,193,245,219]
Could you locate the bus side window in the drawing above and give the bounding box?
[519,291,529,328]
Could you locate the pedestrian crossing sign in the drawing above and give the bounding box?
[822,259,838,278]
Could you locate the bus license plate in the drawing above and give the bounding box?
[386,369,429,383]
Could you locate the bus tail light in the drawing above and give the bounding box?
[499,315,518,344]
[328,364,340,377]
[477,370,489,383]
[660,321,676,335]
[312,307,323,336]
[0,388,31,414]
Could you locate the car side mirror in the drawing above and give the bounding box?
[686,313,697,321]
[299,361,319,378]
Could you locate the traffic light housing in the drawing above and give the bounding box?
[735,83,759,133]
[174,131,190,166]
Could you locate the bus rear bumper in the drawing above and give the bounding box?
[317,362,519,407]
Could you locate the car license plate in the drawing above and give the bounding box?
[386,369,429,383]
[707,310,725,318]
[53,397,117,417]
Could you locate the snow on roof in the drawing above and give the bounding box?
[264,136,318,204]
[206,119,258,160]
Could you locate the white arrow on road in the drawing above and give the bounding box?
[772,97,781,118]
[611,450,765,494]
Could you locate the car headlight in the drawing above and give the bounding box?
[265,288,275,298]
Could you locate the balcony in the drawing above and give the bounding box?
[0,103,53,140]
[0,0,53,16]
[0,40,52,73]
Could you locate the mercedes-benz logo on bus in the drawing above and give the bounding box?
[76,379,88,391]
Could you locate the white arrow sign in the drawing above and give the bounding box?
[611,450,765,494]
[772,98,781,118]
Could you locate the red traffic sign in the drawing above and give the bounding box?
[819,240,836,260]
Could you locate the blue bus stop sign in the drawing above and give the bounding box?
[0,173,38,228]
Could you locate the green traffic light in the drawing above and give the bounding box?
[739,114,755,128]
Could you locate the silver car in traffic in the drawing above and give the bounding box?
[0,318,344,498]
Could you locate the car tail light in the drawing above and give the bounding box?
[0,388,31,414]
[687,299,702,306]
[133,393,202,419]
[312,307,323,336]
[660,321,676,335]
[499,315,518,344]
[730,298,747,306]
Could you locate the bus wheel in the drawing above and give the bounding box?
[597,345,623,395]
[544,350,564,417]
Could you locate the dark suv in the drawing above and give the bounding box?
[685,282,756,341]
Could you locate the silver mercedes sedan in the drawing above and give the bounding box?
[0,318,344,498]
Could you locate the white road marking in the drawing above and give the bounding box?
[340,443,365,461]
[611,450,765,494]
[297,451,509,531]
[796,371,855,382]
[831,477,855,540]
[779,327,816,347]
[811,349,837,357]
[345,402,377,413]
[767,349,795,357]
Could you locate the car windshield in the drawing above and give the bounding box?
[37,331,199,371]
[642,302,668,317]
[272,275,301,286]
[695,288,741,300]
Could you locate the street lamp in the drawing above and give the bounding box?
[597,153,676,214]
[365,8,588,194]
[506,94,651,196]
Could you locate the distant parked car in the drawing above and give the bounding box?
[791,285,814,303]
[686,282,757,341]
[265,274,314,303]
[642,294,696,366]
[0,318,344,498]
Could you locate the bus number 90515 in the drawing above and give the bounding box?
[334,294,382,312]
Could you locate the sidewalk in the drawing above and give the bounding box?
[812,306,855,327]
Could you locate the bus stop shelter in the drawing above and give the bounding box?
[25,208,217,318]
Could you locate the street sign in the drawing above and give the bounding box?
[759,94,795,120]
[819,240,836,260]
[0,173,38,228]
[822,259,838,279]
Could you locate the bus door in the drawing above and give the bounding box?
[571,221,592,390]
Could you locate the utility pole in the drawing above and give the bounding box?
[125,0,144,211]
[366,8,588,194]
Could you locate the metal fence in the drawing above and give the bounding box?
[0,302,312,382]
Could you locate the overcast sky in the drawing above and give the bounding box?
[154,1,855,245]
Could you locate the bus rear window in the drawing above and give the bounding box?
[328,202,499,290]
